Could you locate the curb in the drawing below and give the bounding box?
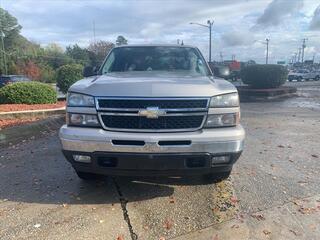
[0,107,66,120]
[237,86,297,102]
[0,115,65,146]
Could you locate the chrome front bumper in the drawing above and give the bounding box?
[59,125,245,154]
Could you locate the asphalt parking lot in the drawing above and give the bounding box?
[0,81,319,240]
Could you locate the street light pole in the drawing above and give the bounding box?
[190,20,214,62]
[266,38,269,64]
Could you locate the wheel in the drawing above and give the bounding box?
[203,171,231,184]
[75,171,100,180]
[297,77,302,82]
[315,76,320,81]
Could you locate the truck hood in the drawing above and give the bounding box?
[69,72,237,97]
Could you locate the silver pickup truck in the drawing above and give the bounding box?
[59,44,245,182]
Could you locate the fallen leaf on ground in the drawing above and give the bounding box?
[116,235,124,240]
[263,230,271,235]
[251,213,265,221]
[311,154,319,158]
[230,196,239,204]
[289,229,300,236]
[164,219,173,230]
[277,145,285,148]
[298,206,317,214]
[231,224,240,229]
[169,196,175,204]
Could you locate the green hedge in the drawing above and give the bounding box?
[0,82,57,104]
[241,64,288,89]
[56,64,83,94]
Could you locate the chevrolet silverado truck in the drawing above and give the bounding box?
[59,44,245,182]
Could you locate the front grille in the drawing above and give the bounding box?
[100,115,204,130]
[96,98,209,132]
[97,98,208,110]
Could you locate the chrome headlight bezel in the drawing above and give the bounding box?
[209,92,239,108]
[67,92,95,107]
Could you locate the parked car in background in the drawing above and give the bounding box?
[288,69,309,81]
[304,71,320,81]
[0,75,31,87]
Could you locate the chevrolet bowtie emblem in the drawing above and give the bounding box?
[138,107,166,119]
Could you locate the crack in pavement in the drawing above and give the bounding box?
[113,178,138,240]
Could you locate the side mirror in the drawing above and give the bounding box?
[83,66,98,78]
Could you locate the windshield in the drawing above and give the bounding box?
[101,46,211,76]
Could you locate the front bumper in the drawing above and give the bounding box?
[59,125,245,176]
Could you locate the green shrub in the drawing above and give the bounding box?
[241,64,288,89]
[0,82,57,104]
[56,64,83,93]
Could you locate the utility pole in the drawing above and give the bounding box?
[301,38,307,63]
[297,48,301,63]
[190,20,214,62]
[265,38,270,64]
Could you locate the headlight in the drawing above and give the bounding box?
[209,93,239,108]
[67,93,95,107]
[205,113,240,128]
[67,113,100,127]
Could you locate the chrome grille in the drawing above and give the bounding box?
[96,98,209,132]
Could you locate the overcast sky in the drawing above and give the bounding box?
[1,0,320,63]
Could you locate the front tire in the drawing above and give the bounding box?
[76,171,101,180]
[203,171,231,184]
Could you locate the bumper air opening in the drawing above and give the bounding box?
[186,157,206,168]
[97,157,118,168]
[158,140,192,146]
[112,140,145,146]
